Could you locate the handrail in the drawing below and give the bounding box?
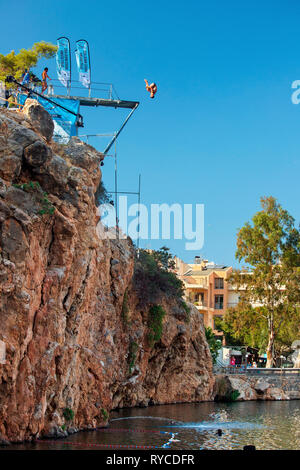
[216,366,300,375]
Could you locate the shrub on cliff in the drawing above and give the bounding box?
[128,340,139,372]
[133,248,184,304]
[147,305,166,348]
[12,181,55,215]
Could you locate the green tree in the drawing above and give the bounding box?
[152,246,176,270]
[232,196,300,368]
[216,303,300,361]
[0,41,57,84]
[134,248,184,304]
[205,327,222,364]
[215,304,268,350]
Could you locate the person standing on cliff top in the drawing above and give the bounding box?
[21,69,31,95]
[144,79,157,98]
[41,67,51,94]
[21,69,30,86]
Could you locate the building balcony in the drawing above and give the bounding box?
[184,283,208,289]
[194,301,208,310]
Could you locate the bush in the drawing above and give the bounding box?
[128,340,139,373]
[147,305,166,348]
[101,408,109,420]
[229,390,240,402]
[63,407,74,422]
[13,181,55,215]
[133,248,184,305]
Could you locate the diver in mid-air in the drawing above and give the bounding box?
[144,79,157,98]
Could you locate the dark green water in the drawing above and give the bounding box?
[4,401,300,450]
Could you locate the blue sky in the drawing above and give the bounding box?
[2,0,300,266]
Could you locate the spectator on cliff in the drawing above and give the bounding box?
[21,69,30,86]
[42,67,51,94]
[144,79,157,99]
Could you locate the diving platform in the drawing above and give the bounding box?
[6,77,140,153]
[51,94,139,109]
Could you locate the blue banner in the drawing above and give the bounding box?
[75,40,91,88]
[19,94,79,143]
[0,82,5,107]
[56,37,71,88]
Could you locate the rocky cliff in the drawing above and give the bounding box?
[0,103,214,443]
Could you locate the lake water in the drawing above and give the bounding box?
[5,401,300,450]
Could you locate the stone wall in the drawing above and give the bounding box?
[214,372,300,401]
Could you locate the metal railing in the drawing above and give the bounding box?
[246,368,300,376]
[26,79,120,101]
[217,366,300,375]
[193,300,207,308]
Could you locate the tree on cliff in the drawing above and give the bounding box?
[0,41,57,84]
[134,248,184,303]
[230,196,300,368]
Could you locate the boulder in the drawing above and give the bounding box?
[228,376,257,400]
[254,379,270,394]
[0,155,21,180]
[22,99,54,142]
[266,387,289,401]
[214,375,257,401]
[24,140,52,168]
[291,341,300,368]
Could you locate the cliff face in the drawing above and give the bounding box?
[0,104,214,443]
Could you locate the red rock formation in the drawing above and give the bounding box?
[0,106,214,443]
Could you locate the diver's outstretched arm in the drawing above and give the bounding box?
[144,78,150,90]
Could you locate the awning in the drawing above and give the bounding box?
[230,349,242,356]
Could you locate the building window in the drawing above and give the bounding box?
[214,295,224,310]
[215,278,224,289]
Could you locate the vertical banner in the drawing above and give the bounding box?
[0,82,6,107]
[56,37,71,88]
[75,39,91,88]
